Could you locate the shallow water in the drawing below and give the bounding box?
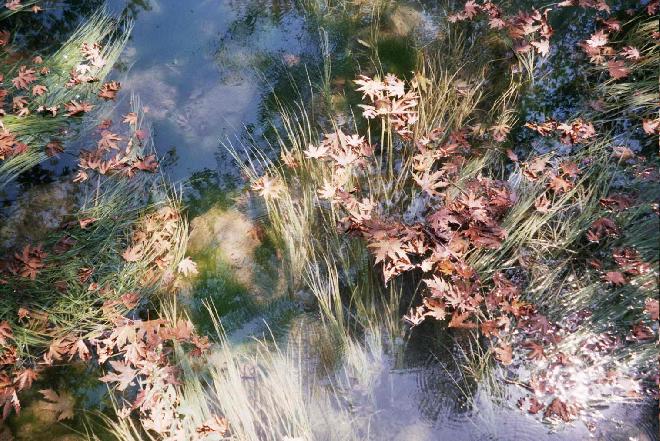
[3,1,658,440]
[105,0,310,182]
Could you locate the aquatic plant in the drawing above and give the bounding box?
[240,0,658,428]
[0,8,130,188]
[0,6,199,429]
[14,0,657,439]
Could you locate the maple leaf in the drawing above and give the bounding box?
[403,306,425,326]
[620,46,640,61]
[122,245,143,262]
[560,161,580,179]
[122,112,138,125]
[121,292,140,309]
[448,311,477,329]
[531,39,550,56]
[78,217,97,229]
[522,157,547,181]
[607,60,630,80]
[45,140,64,157]
[463,0,480,18]
[11,66,36,89]
[611,145,635,161]
[331,149,359,167]
[599,193,635,212]
[354,75,385,101]
[31,84,47,96]
[534,193,551,213]
[13,368,38,393]
[422,297,447,321]
[367,237,408,265]
[548,174,572,193]
[489,123,511,142]
[494,343,513,365]
[413,170,448,197]
[480,319,500,338]
[528,396,544,414]
[99,360,138,391]
[133,154,158,172]
[0,30,9,47]
[65,100,93,116]
[642,118,659,134]
[97,130,122,151]
[177,257,198,277]
[196,415,229,436]
[631,323,655,341]
[303,143,329,159]
[163,319,193,341]
[0,321,13,345]
[506,149,518,162]
[98,81,121,100]
[544,398,574,422]
[644,298,659,321]
[603,271,626,286]
[39,389,75,421]
[5,0,22,11]
[251,174,283,199]
[522,341,545,360]
[585,30,608,48]
[75,339,90,361]
[488,16,506,29]
[586,217,619,242]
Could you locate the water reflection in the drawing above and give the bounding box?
[105,0,309,183]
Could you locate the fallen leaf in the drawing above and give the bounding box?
[544,398,574,422]
[603,271,626,286]
[39,389,74,421]
[121,245,143,263]
[644,298,659,321]
[122,112,138,125]
[607,60,630,80]
[177,257,198,277]
[494,343,513,365]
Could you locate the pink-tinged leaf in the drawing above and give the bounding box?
[607,60,630,80]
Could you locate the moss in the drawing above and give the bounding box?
[186,248,257,335]
[375,36,417,78]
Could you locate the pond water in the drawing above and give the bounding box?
[104,0,310,183]
[3,1,658,440]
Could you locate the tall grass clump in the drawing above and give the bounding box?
[0,9,131,188]
[232,0,658,426]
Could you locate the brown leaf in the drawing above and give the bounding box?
[39,389,75,421]
[494,343,513,365]
[122,112,138,125]
[644,298,659,321]
[98,81,121,100]
[14,368,38,391]
[0,321,13,345]
[11,66,36,89]
[99,360,138,391]
[121,245,143,263]
[448,311,477,329]
[78,217,98,229]
[543,398,574,422]
[196,415,229,436]
[607,60,630,79]
[603,271,626,286]
[45,140,63,157]
[64,100,93,116]
[522,340,545,360]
